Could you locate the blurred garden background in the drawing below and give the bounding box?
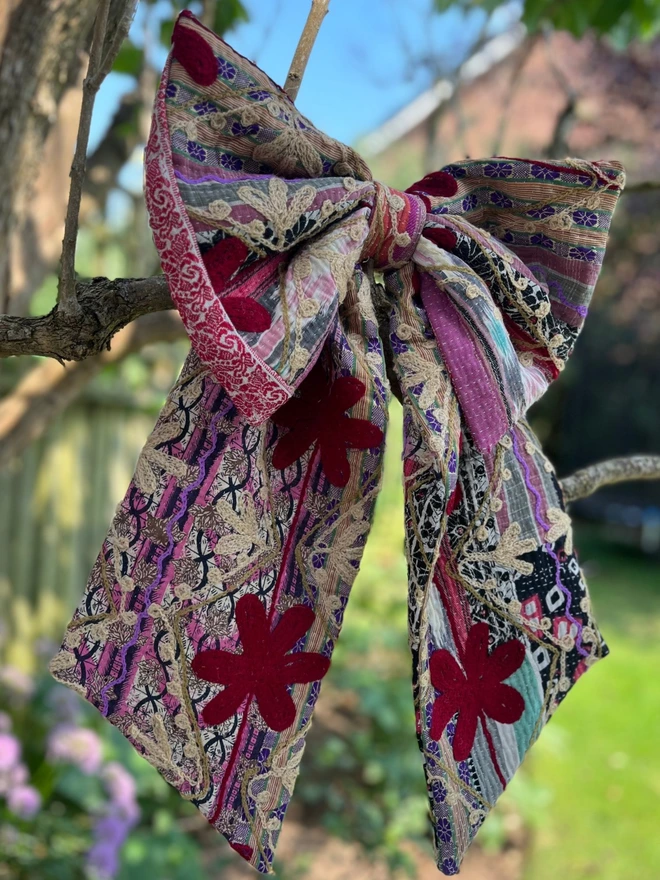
[1,0,659,878]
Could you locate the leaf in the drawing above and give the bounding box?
[213,0,249,36]
[113,40,143,76]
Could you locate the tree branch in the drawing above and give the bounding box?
[284,0,330,101]
[0,276,173,360]
[560,455,660,504]
[57,0,136,315]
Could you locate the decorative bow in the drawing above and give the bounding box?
[50,11,624,876]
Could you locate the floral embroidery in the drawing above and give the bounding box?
[220,153,243,171]
[530,233,554,249]
[572,209,599,227]
[194,101,217,116]
[272,360,384,487]
[569,245,597,262]
[429,623,525,761]
[217,58,236,80]
[490,191,513,209]
[191,594,330,731]
[187,141,206,162]
[531,163,560,180]
[527,204,555,219]
[484,162,513,178]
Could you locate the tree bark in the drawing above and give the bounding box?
[0,275,173,360]
[0,0,98,311]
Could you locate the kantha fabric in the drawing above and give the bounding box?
[51,11,625,875]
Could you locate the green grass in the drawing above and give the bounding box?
[520,526,660,880]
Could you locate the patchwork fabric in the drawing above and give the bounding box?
[51,11,624,876]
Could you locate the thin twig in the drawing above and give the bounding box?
[284,0,330,101]
[560,455,660,504]
[57,0,112,315]
[93,0,139,88]
[56,0,137,316]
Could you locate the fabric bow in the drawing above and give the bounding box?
[51,11,624,876]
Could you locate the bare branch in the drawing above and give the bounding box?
[560,455,660,504]
[0,276,173,361]
[0,311,185,471]
[94,0,139,87]
[57,0,113,315]
[284,0,330,101]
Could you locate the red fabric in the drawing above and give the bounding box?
[202,238,249,291]
[429,622,525,762]
[191,594,330,732]
[423,226,458,252]
[406,170,458,199]
[272,360,384,488]
[230,843,254,860]
[222,297,272,332]
[171,19,218,86]
[201,239,271,332]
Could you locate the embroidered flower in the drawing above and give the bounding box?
[217,58,236,80]
[484,162,513,179]
[530,233,554,249]
[438,816,452,843]
[462,194,478,211]
[191,594,330,732]
[443,164,467,178]
[231,120,260,137]
[272,361,384,488]
[490,191,513,209]
[248,89,270,102]
[429,622,525,762]
[193,101,217,116]
[220,153,243,171]
[187,141,206,162]
[572,209,599,227]
[531,163,560,180]
[165,82,178,99]
[568,245,597,262]
[527,205,555,219]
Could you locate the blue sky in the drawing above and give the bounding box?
[91,0,504,155]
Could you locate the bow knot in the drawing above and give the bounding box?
[361,181,426,270]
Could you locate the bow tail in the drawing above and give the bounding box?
[391,274,608,875]
[49,268,389,874]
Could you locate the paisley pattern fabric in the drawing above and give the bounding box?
[51,11,624,875]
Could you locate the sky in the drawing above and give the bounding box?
[90,0,511,155]
[89,0,520,216]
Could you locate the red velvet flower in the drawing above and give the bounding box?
[202,237,271,332]
[271,361,384,488]
[191,594,330,732]
[172,20,218,87]
[429,623,525,762]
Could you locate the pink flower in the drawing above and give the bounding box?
[0,732,20,772]
[48,725,103,775]
[7,784,41,819]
